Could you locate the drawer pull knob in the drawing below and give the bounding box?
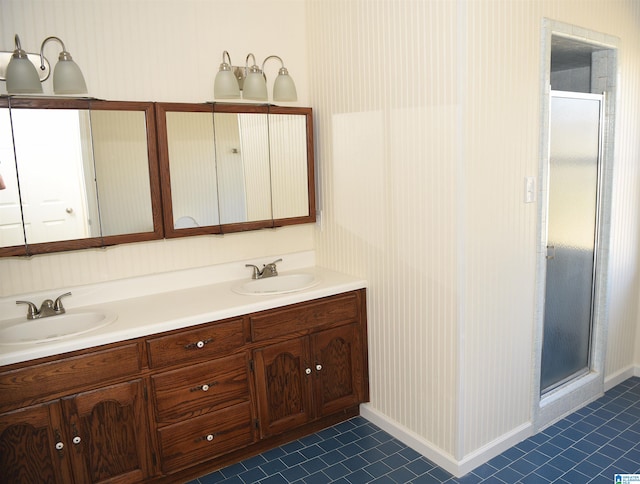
[316,364,322,371]
[189,381,218,392]
[206,434,214,441]
[305,368,312,375]
[184,338,213,350]
[55,441,64,450]
[72,436,81,445]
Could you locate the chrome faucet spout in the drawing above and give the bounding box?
[15,291,72,319]
[245,258,283,279]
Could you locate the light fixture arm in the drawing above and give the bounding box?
[40,36,70,70]
[245,53,257,69]
[12,35,28,60]
[218,50,234,73]
[245,53,261,77]
[261,55,285,72]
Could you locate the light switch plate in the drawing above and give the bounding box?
[525,177,536,203]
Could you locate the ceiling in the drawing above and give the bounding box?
[551,36,607,72]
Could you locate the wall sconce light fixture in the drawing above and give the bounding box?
[0,34,87,95]
[214,51,297,102]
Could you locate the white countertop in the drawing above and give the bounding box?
[0,254,366,366]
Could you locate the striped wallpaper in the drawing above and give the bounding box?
[307,0,640,467]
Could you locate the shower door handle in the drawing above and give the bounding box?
[546,245,555,260]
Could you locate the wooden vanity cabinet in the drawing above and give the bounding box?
[251,291,367,439]
[0,289,368,483]
[0,402,73,484]
[146,318,256,474]
[0,344,155,484]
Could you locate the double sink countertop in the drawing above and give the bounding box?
[0,252,366,366]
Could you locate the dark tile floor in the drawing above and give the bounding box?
[190,376,640,483]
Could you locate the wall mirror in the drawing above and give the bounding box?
[156,102,315,238]
[0,98,162,256]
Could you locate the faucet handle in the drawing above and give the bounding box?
[16,300,39,319]
[245,264,261,279]
[53,292,72,312]
[263,258,282,277]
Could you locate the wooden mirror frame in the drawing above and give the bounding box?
[156,102,316,239]
[0,97,163,257]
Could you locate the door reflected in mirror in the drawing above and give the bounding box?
[0,99,162,257]
[11,106,98,245]
[0,107,25,250]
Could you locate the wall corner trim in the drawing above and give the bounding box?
[359,403,532,478]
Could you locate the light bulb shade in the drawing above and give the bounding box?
[273,71,297,102]
[52,57,87,94]
[214,68,240,99]
[6,55,43,93]
[243,71,268,101]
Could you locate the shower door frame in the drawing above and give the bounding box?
[532,19,618,433]
[540,90,604,395]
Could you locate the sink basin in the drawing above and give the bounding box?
[233,273,320,296]
[0,311,118,346]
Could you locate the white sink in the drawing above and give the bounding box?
[0,311,118,345]
[233,273,320,296]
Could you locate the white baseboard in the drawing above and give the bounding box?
[359,403,533,478]
[605,365,640,391]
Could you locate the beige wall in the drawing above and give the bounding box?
[0,0,313,296]
[308,0,640,465]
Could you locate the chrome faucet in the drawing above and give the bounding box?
[16,292,72,320]
[245,259,282,279]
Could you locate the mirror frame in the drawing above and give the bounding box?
[0,97,163,257]
[156,102,315,238]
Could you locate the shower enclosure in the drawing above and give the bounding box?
[541,91,603,393]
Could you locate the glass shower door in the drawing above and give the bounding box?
[541,91,603,394]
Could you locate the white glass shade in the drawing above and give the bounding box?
[214,69,240,99]
[52,58,87,94]
[6,56,43,94]
[273,71,297,102]
[243,71,268,101]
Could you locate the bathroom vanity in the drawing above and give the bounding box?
[0,265,368,483]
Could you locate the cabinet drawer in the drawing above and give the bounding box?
[0,343,140,413]
[147,318,244,369]
[250,292,359,342]
[152,353,250,423]
[157,401,254,473]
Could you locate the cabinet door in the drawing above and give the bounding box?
[253,337,313,438]
[62,379,154,483]
[312,323,363,417]
[0,403,73,484]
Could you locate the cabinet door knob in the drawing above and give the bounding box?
[72,436,81,445]
[316,364,322,371]
[55,441,64,450]
[305,368,312,375]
